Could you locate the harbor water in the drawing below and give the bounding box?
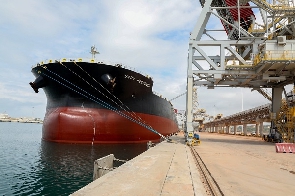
[0,122,147,196]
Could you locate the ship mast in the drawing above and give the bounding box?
[90,45,99,59]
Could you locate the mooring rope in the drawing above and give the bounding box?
[60,61,154,131]
[39,68,166,139]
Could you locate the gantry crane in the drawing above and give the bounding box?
[186,0,295,143]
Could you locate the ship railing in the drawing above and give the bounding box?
[263,50,295,61]
[153,91,162,97]
[32,58,152,80]
[152,91,174,106]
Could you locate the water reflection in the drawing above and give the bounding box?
[14,141,147,196]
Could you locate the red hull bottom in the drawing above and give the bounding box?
[42,107,178,144]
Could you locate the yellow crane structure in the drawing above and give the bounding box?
[272,89,295,143]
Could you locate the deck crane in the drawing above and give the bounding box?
[186,0,295,143]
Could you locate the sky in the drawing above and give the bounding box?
[0,0,292,119]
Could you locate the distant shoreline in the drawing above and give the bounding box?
[0,113,43,123]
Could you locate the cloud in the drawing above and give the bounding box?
[0,0,200,118]
[0,0,290,120]
[92,0,200,67]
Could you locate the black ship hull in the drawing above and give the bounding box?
[30,59,178,143]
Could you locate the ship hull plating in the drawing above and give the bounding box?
[43,107,178,143]
[31,60,178,143]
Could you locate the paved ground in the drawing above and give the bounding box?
[195,132,295,196]
[71,134,206,196]
[71,132,295,196]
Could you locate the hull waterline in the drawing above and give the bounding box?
[43,107,178,144]
[30,58,179,143]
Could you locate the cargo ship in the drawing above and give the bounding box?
[29,47,178,144]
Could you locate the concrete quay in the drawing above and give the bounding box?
[195,132,295,196]
[71,134,206,196]
[72,132,295,196]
